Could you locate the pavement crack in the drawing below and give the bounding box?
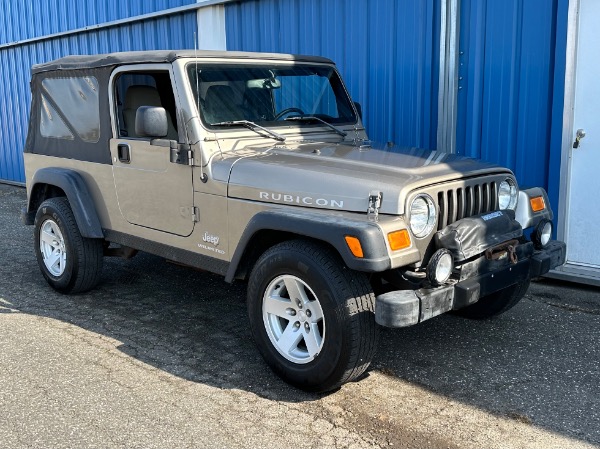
[527,296,600,315]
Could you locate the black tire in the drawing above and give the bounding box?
[454,280,530,319]
[34,197,103,294]
[247,240,378,393]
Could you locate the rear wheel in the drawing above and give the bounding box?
[34,197,103,294]
[247,240,378,392]
[454,280,530,319]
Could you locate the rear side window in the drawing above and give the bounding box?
[40,94,73,140]
[40,77,100,142]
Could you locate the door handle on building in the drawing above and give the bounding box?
[573,128,586,149]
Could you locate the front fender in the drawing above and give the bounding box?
[515,187,554,230]
[225,209,391,283]
[25,167,103,238]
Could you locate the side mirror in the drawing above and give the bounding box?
[135,106,168,138]
[353,102,363,120]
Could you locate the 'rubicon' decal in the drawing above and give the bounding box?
[259,191,344,209]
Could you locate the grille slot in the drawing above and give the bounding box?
[437,181,498,229]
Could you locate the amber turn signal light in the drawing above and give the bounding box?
[344,236,364,258]
[388,229,411,251]
[530,196,545,212]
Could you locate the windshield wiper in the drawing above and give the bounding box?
[210,120,286,142]
[284,115,347,137]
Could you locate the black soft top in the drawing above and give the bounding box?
[32,50,335,74]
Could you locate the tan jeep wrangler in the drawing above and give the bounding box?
[22,50,565,392]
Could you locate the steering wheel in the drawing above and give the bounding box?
[274,107,305,120]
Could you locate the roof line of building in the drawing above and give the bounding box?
[0,0,236,50]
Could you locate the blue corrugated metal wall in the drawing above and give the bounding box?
[0,0,194,42]
[225,0,440,150]
[456,0,563,210]
[0,0,570,194]
[0,2,197,183]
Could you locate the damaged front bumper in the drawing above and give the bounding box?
[375,240,566,328]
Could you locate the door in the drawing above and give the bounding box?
[110,66,195,237]
[565,0,600,268]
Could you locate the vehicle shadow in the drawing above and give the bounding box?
[7,250,599,445]
[1,186,598,446]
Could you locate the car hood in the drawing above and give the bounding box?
[216,141,511,215]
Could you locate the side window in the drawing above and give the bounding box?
[40,76,100,142]
[40,94,74,140]
[114,71,179,140]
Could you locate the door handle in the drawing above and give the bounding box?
[573,129,586,149]
[118,143,131,163]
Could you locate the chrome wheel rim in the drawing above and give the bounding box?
[39,218,67,277]
[262,275,325,364]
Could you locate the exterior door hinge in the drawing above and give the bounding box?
[367,190,382,221]
[192,206,200,222]
[170,142,194,166]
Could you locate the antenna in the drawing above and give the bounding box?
[194,32,200,109]
[194,32,207,183]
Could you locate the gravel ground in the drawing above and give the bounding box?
[0,183,598,448]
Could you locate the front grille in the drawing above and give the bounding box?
[437,181,498,230]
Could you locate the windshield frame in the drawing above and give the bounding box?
[185,60,358,133]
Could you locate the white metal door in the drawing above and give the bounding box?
[565,0,600,269]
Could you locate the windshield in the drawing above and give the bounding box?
[187,63,357,128]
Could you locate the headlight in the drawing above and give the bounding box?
[498,178,518,210]
[427,248,454,286]
[531,219,553,249]
[409,194,436,238]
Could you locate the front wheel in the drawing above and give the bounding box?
[34,197,104,294]
[454,280,530,319]
[247,240,378,392]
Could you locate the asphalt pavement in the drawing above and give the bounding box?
[1,183,599,448]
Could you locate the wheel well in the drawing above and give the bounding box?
[232,230,340,282]
[29,183,66,212]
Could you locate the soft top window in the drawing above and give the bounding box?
[41,76,100,142]
[40,94,74,140]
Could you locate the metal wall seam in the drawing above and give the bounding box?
[437,0,459,154]
[224,0,440,150]
[197,4,227,50]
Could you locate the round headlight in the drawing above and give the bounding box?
[498,178,518,210]
[427,248,454,286]
[532,219,553,249]
[409,194,436,238]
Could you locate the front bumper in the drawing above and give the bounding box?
[375,241,566,328]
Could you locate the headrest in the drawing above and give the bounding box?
[124,85,162,110]
[205,85,236,104]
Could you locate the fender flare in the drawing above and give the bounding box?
[26,167,104,238]
[514,187,554,230]
[225,209,391,283]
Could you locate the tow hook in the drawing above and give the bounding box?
[485,239,519,264]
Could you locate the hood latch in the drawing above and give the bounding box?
[367,191,382,221]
